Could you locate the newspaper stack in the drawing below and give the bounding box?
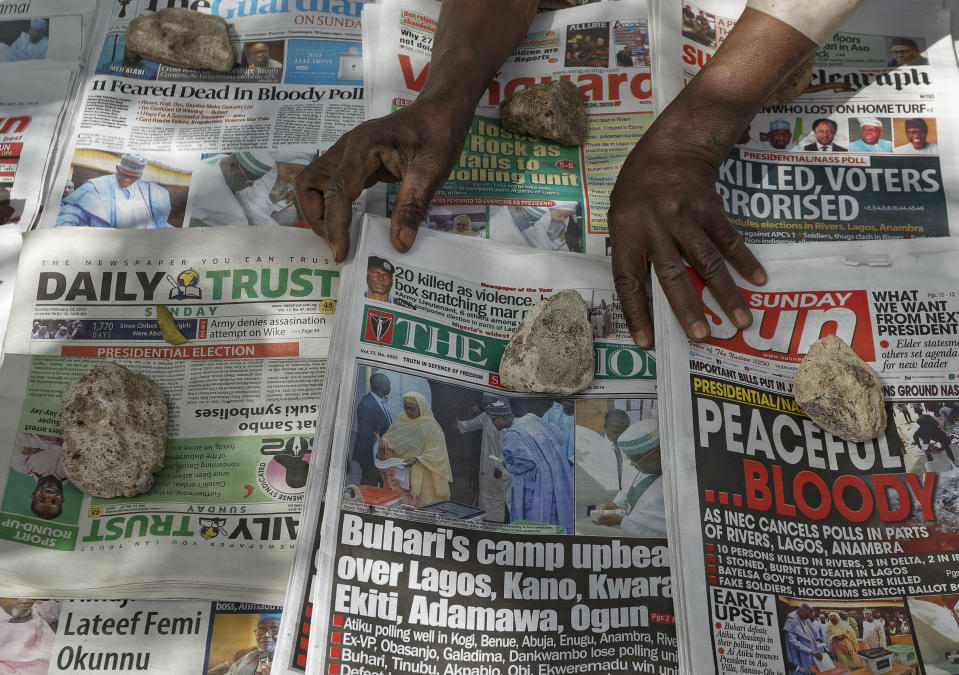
[0,0,99,231]
[654,239,959,673]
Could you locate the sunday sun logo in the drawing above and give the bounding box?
[365,309,395,343]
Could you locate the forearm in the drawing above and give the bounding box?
[418,0,538,117]
[748,0,863,46]
[649,8,818,162]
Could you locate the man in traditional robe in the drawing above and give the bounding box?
[489,400,574,532]
[456,394,511,522]
[541,399,575,464]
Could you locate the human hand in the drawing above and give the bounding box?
[404,457,419,467]
[608,130,765,348]
[20,447,42,455]
[295,97,473,262]
[595,512,623,526]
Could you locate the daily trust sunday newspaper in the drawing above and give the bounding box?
[656,239,959,674]
[276,218,676,675]
[364,0,653,256]
[36,0,369,232]
[0,227,338,602]
[652,0,959,243]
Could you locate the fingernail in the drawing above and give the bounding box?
[752,268,767,285]
[733,308,751,328]
[398,227,416,249]
[633,329,653,348]
[689,321,708,340]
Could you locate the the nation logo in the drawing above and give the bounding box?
[365,309,394,343]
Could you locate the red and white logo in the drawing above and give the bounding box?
[364,309,395,343]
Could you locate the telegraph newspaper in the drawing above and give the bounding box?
[35,0,370,231]
[0,227,338,602]
[652,0,959,242]
[280,217,676,675]
[655,238,959,674]
[0,0,100,230]
[364,0,653,256]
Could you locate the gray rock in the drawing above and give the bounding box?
[61,361,168,498]
[792,335,886,442]
[500,80,587,146]
[499,290,594,394]
[764,54,815,107]
[126,8,236,72]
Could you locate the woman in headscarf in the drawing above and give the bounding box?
[826,611,862,668]
[379,392,452,506]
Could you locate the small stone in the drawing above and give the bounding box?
[764,54,815,107]
[125,8,236,72]
[499,290,594,395]
[500,80,587,146]
[792,335,886,442]
[61,362,169,498]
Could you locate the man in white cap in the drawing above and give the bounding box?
[187,151,275,227]
[849,117,893,152]
[520,200,578,251]
[594,418,666,538]
[236,150,315,226]
[760,119,795,151]
[57,153,172,228]
[8,19,48,61]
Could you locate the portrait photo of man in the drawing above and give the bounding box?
[848,117,893,153]
[887,37,928,67]
[895,117,938,154]
[803,118,846,152]
[243,41,282,69]
[760,119,795,151]
[364,256,395,303]
[0,18,48,62]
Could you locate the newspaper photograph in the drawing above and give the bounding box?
[0,227,338,602]
[655,238,959,673]
[276,217,677,675]
[35,0,371,232]
[651,0,959,243]
[364,0,653,256]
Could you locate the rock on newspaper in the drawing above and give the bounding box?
[36,0,370,232]
[0,227,338,602]
[363,0,653,256]
[651,0,959,242]
[277,216,677,675]
[655,238,959,674]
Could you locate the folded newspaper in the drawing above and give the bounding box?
[275,216,678,675]
[655,238,959,673]
[0,227,338,602]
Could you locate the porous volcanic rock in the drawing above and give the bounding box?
[499,290,594,394]
[126,8,236,72]
[61,361,168,498]
[793,335,886,442]
[500,79,587,146]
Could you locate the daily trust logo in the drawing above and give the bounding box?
[693,272,875,362]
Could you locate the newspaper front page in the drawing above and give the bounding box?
[36,0,370,232]
[0,227,338,602]
[279,217,676,675]
[652,0,959,243]
[655,239,959,673]
[365,0,653,256]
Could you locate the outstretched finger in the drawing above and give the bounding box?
[648,242,711,342]
[612,245,654,348]
[677,226,752,331]
[701,203,766,286]
[295,162,330,235]
[389,161,448,253]
[321,144,392,261]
